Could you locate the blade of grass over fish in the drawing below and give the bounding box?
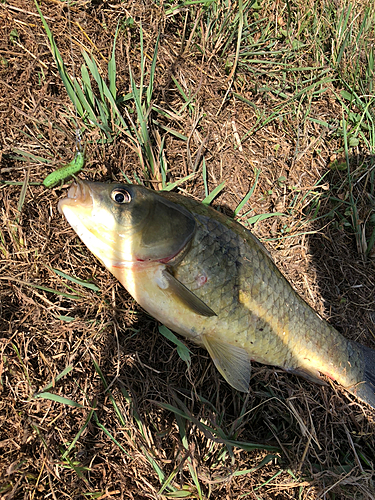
[62,403,97,459]
[34,392,83,407]
[159,325,191,367]
[234,167,260,216]
[51,268,100,292]
[202,181,225,205]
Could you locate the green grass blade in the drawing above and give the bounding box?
[62,403,97,459]
[81,63,95,110]
[34,392,83,407]
[81,51,105,105]
[159,325,191,367]
[146,33,159,108]
[202,158,209,198]
[56,315,75,322]
[51,268,100,292]
[16,169,29,216]
[0,277,82,300]
[202,181,225,205]
[92,412,132,458]
[35,1,84,117]
[141,446,166,485]
[129,65,154,175]
[247,212,286,225]
[108,21,120,99]
[38,365,74,393]
[12,149,52,163]
[72,77,100,125]
[91,357,126,426]
[234,168,261,216]
[162,173,195,191]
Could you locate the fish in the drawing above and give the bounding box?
[58,180,375,408]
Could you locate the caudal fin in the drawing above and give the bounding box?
[351,343,375,409]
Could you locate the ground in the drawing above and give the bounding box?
[1,0,375,499]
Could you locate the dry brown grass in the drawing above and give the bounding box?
[1,0,375,498]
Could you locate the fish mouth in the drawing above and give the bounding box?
[58,180,93,214]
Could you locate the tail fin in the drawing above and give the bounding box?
[351,343,375,409]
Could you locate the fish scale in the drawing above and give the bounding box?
[58,181,375,408]
[173,212,336,372]
[159,194,371,397]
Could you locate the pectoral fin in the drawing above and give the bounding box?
[202,335,251,392]
[161,269,216,317]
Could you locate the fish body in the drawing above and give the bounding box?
[58,181,375,407]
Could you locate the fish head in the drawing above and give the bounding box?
[58,180,196,267]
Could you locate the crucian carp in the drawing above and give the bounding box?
[58,180,375,408]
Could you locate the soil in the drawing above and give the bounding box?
[1,1,375,499]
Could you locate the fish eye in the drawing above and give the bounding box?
[111,188,131,204]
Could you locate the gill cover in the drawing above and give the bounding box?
[108,184,196,262]
[59,181,197,264]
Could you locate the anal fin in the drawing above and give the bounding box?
[288,366,328,386]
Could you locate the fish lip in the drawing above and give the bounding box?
[58,180,94,214]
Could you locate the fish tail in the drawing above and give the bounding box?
[350,342,375,409]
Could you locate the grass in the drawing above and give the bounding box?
[1,0,375,499]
